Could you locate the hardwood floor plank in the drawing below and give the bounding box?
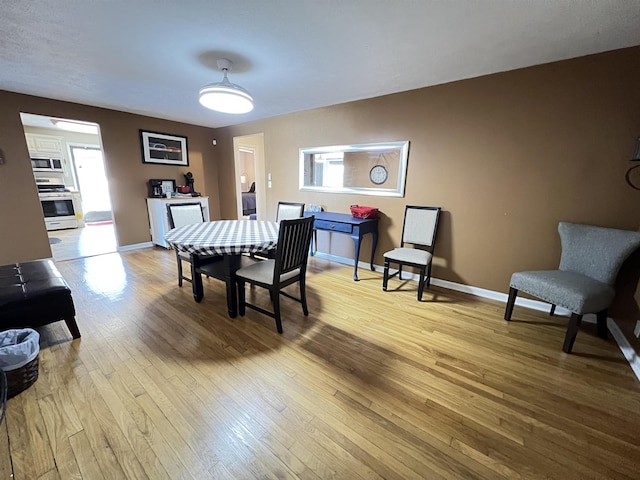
[2,249,637,479]
[87,370,174,480]
[7,388,56,478]
[68,430,105,480]
[37,393,82,480]
[0,419,13,478]
[72,364,150,480]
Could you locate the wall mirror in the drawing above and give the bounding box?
[299,141,409,197]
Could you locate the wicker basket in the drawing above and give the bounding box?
[5,355,39,399]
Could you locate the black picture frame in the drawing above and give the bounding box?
[140,130,189,166]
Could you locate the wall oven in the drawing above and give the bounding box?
[36,177,78,230]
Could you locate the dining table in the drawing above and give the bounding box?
[165,220,279,317]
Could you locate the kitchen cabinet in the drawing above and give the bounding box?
[147,197,209,248]
[25,133,64,157]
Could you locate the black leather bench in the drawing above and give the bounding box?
[0,260,80,339]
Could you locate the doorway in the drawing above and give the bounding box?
[70,145,113,223]
[20,113,117,261]
[233,133,266,219]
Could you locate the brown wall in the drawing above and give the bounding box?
[212,47,640,304]
[0,92,221,264]
[1,48,639,324]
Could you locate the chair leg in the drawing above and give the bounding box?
[299,277,309,316]
[562,313,583,353]
[549,304,556,316]
[237,280,246,316]
[65,317,81,339]
[176,251,183,287]
[504,287,518,321]
[417,266,426,301]
[273,290,283,334]
[426,262,433,288]
[596,309,608,339]
[383,260,390,291]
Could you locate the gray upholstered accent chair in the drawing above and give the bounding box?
[505,222,640,353]
[236,216,315,333]
[383,206,441,301]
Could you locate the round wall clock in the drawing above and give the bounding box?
[369,164,388,185]
[625,164,640,190]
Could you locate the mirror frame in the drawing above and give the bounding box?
[299,140,409,197]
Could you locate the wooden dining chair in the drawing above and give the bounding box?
[236,215,315,333]
[276,201,305,222]
[166,202,213,286]
[382,205,441,301]
[253,201,306,260]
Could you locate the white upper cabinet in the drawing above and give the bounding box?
[26,133,64,157]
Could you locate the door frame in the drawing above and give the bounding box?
[233,133,266,219]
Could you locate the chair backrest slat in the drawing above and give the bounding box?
[558,222,640,285]
[401,206,441,250]
[274,216,315,279]
[276,202,305,222]
[167,203,205,229]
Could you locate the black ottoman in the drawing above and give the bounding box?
[0,260,80,339]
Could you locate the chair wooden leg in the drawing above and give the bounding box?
[596,310,608,339]
[562,313,583,353]
[426,262,433,288]
[237,280,246,316]
[383,260,390,291]
[273,291,283,334]
[65,317,81,339]
[299,276,309,316]
[417,266,426,301]
[504,287,518,321]
[549,304,556,316]
[176,251,183,287]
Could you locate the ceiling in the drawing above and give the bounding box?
[2,1,639,129]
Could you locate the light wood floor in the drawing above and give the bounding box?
[1,248,639,479]
[48,223,117,262]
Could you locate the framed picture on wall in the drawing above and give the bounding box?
[140,130,189,166]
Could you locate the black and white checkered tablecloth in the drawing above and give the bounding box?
[165,220,279,256]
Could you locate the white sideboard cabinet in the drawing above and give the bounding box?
[147,196,209,248]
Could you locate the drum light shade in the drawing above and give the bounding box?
[199,59,253,114]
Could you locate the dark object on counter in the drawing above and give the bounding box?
[184,172,201,196]
[148,179,176,197]
[0,260,81,339]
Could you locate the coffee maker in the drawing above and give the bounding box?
[184,172,201,197]
[148,179,164,197]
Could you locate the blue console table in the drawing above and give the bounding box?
[308,211,379,281]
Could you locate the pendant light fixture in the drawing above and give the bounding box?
[198,59,254,114]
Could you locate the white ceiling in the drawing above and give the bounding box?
[2,1,639,129]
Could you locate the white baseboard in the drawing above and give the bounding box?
[119,241,153,252]
[608,319,640,380]
[314,252,639,381]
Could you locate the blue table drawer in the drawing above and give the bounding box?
[315,219,353,234]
